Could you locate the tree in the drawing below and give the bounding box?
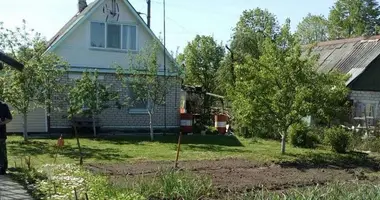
[216,8,279,96]
[230,8,280,61]
[178,35,225,121]
[296,13,329,44]
[116,41,178,141]
[328,0,380,39]
[0,20,67,140]
[68,70,117,137]
[229,19,349,154]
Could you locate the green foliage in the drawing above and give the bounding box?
[68,70,117,137]
[236,182,380,200]
[34,164,145,200]
[328,0,380,39]
[179,35,225,123]
[229,18,349,154]
[231,8,279,60]
[68,70,117,119]
[205,126,219,135]
[296,13,329,44]
[116,41,179,140]
[325,127,352,153]
[289,123,319,148]
[0,20,67,140]
[124,169,213,200]
[353,136,380,153]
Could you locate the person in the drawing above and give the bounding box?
[0,101,12,175]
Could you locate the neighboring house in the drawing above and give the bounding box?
[7,0,180,134]
[310,36,380,127]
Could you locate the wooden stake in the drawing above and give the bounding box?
[175,132,182,168]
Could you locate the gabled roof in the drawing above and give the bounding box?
[308,35,380,85]
[47,1,98,48]
[46,0,174,64]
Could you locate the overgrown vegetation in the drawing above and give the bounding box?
[118,169,213,199]
[289,123,320,148]
[234,182,380,200]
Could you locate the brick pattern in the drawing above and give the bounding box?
[50,73,180,128]
[350,90,380,120]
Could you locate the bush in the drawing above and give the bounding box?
[206,126,219,135]
[325,127,352,153]
[289,123,319,148]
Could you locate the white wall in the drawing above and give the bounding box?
[52,0,173,71]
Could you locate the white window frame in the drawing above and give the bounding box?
[89,21,138,52]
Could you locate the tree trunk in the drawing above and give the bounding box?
[22,113,28,141]
[281,132,287,154]
[149,111,154,141]
[74,124,83,165]
[92,113,96,138]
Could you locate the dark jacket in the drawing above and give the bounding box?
[0,102,12,139]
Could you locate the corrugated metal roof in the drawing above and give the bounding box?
[310,36,380,85]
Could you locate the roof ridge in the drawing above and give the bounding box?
[315,35,380,46]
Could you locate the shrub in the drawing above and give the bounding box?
[206,126,219,135]
[325,127,352,153]
[289,123,319,148]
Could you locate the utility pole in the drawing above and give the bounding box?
[147,0,151,28]
[163,0,167,134]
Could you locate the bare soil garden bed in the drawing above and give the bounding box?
[87,158,379,193]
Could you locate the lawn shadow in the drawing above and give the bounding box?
[96,135,244,147]
[280,151,380,171]
[7,140,128,162]
[186,144,251,153]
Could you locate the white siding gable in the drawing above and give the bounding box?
[52,0,172,72]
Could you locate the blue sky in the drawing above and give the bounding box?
[0,0,336,53]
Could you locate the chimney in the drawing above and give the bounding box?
[147,0,151,28]
[78,0,87,13]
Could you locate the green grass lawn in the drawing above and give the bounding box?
[5,134,379,168]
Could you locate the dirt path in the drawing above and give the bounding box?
[87,158,373,191]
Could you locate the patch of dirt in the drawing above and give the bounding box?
[87,158,377,192]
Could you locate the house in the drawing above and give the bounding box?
[7,0,180,134]
[310,36,380,127]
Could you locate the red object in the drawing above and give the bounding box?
[180,113,193,133]
[215,115,228,134]
[57,135,64,147]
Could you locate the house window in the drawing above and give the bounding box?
[107,24,121,49]
[90,22,137,51]
[122,25,137,50]
[354,101,377,118]
[128,87,148,113]
[90,22,105,48]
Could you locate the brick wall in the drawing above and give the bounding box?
[50,72,180,129]
[349,90,380,125]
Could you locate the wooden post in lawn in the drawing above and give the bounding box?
[175,132,182,168]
